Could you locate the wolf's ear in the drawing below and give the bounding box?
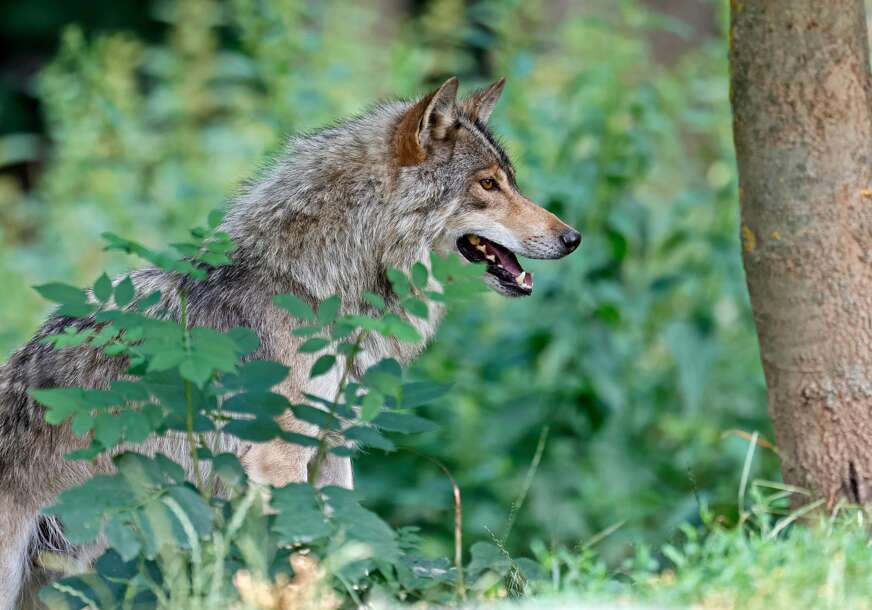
[461,77,505,124]
[394,77,459,166]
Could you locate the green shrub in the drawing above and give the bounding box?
[33,215,553,608]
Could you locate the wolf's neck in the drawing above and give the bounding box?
[215,105,447,353]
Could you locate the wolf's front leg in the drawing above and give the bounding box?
[241,438,314,487]
[240,364,354,489]
[240,438,353,489]
[312,451,354,488]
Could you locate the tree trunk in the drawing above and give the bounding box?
[729,0,872,507]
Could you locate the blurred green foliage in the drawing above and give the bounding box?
[0,0,775,572]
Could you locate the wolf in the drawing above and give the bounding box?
[0,76,581,608]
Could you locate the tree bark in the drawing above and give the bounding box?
[730,0,872,507]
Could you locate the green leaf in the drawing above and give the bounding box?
[227,327,260,354]
[212,453,246,486]
[31,388,104,425]
[430,252,486,283]
[298,337,330,353]
[362,359,402,398]
[233,360,290,390]
[105,517,141,562]
[323,487,400,562]
[363,292,386,310]
[282,431,322,447]
[222,391,290,416]
[190,327,242,372]
[120,410,152,444]
[272,484,331,543]
[292,325,322,337]
[401,297,428,319]
[387,268,410,296]
[291,405,339,430]
[207,208,225,228]
[179,358,213,387]
[373,411,438,434]
[114,276,135,308]
[137,290,162,311]
[317,295,341,325]
[273,293,316,322]
[360,391,383,422]
[223,417,283,441]
[341,314,386,333]
[34,282,88,305]
[331,321,355,340]
[60,302,98,317]
[94,413,124,449]
[154,454,186,483]
[136,500,184,557]
[411,262,428,289]
[65,444,104,461]
[93,273,113,303]
[515,557,548,582]
[467,542,512,579]
[343,426,394,451]
[166,485,213,537]
[400,381,452,408]
[90,325,117,347]
[71,412,94,436]
[148,350,186,373]
[382,314,422,343]
[94,411,150,449]
[43,475,137,545]
[110,380,150,402]
[95,549,138,581]
[310,355,336,378]
[41,327,93,349]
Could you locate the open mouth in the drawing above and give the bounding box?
[456,234,533,296]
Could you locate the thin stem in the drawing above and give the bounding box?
[406,450,466,601]
[180,291,203,491]
[434,459,466,601]
[138,557,171,608]
[500,425,549,545]
[307,330,367,485]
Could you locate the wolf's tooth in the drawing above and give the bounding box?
[485,254,496,262]
[476,244,487,254]
[468,235,480,245]
[516,271,526,284]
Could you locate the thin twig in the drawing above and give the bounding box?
[407,450,466,601]
[500,425,549,546]
[179,291,203,491]
[308,330,367,485]
[580,520,627,551]
[723,428,779,456]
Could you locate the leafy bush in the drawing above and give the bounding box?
[32,213,557,608]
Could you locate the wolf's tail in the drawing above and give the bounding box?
[0,497,38,610]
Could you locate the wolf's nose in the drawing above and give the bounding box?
[560,229,582,253]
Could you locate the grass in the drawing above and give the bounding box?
[441,440,872,610]
[431,509,872,610]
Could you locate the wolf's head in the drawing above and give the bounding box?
[392,77,581,297]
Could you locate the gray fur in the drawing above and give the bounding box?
[0,77,578,608]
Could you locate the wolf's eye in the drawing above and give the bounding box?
[479,178,497,191]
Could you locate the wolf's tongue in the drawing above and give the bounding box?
[484,242,522,275]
